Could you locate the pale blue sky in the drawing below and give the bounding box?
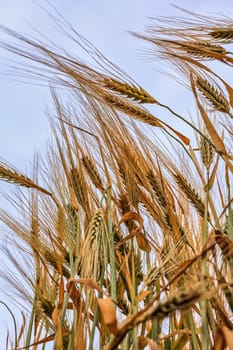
[0,0,233,347]
[1,0,232,169]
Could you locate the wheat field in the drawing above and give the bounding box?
[0,5,233,350]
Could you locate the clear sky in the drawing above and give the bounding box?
[1,0,233,169]
[0,0,233,347]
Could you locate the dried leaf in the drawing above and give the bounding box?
[66,279,81,310]
[52,277,64,349]
[135,290,153,303]
[98,298,118,335]
[162,121,190,145]
[221,326,233,349]
[215,230,233,260]
[16,330,70,350]
[138,336,160,349]
[52,277,64,329]
[67,278,104,294]
[213,326,233,350]
[119,211,143,230]
[136,232,151,252]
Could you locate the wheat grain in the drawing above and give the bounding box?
[36,295,55,319]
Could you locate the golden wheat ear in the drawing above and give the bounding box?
[0,161,52,196]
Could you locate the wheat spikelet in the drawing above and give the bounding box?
[82,155,104,191]
[77,209,108,316]
[175,173,208,219]
[199,135,215,170]
[103,93,163,127]
[103,77,158,104]
[196,76,232,116]
[138,188,171,231]
[0,161,51,195]
[209,28,233,43]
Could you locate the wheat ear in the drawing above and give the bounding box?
[82,156,104,191]
[70,167,88,208]
[196,76,232,116]
[0,161,52,196]
[199,135,215,170]
[178,41,227,59]
[209,28,233,43]
[175,173,209,220]
[106,286,204,350]
[103,93,163,127]
[147,169,167,209]
[103,77,158,104]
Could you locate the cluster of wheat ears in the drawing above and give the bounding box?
[1,7,233,350]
